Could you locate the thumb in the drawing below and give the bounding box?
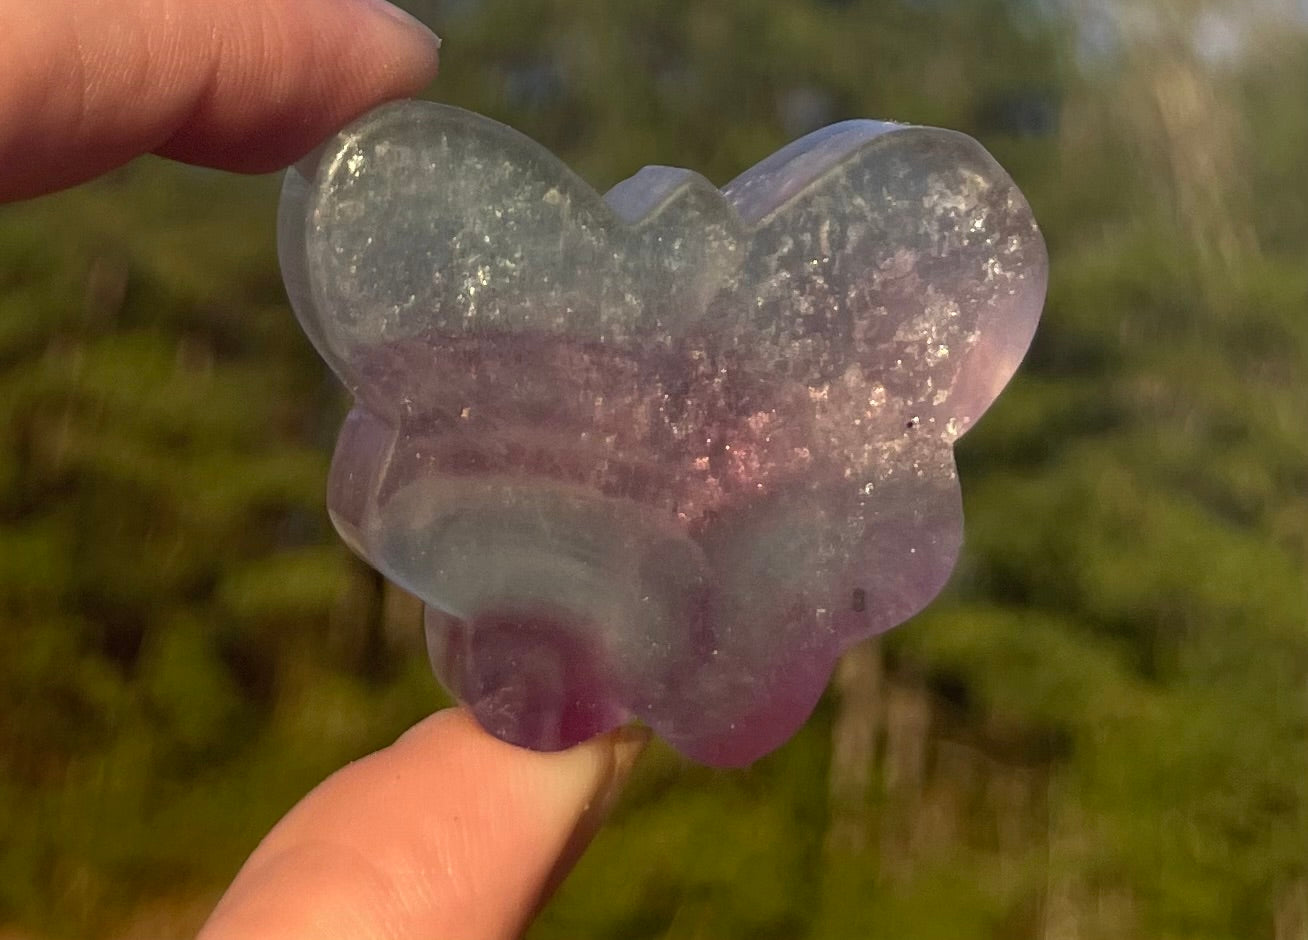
[198,709,649,940]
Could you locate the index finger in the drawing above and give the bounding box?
[0,0,440,201]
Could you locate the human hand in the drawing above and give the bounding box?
[2,2,649,936]
[0,0,440,201]
[198,710,647,939]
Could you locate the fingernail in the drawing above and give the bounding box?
[532,724,651,911]
[593,724,651,817]
[569,724,650,844]
[355,0,442,48]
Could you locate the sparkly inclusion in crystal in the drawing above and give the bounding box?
[278,101,1047,766]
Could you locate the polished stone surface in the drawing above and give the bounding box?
[279,100,1047,765]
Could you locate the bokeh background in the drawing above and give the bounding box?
[1,0,1306,937]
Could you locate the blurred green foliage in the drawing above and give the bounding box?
[1,1,1305,937]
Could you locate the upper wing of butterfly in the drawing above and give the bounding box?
[726,120,1047,443]
[279,102,748,416]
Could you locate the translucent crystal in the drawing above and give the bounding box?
[278,101,1047,766]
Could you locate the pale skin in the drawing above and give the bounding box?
[0,1,648,936]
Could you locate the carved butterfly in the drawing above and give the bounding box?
[279,100,1046,766]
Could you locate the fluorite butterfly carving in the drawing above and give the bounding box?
[279,100,1046,766]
